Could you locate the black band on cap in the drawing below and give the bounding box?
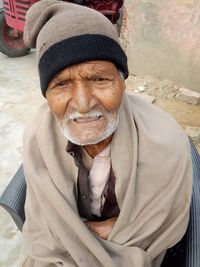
[39,34,128,96]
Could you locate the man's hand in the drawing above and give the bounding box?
[84,217,117,240]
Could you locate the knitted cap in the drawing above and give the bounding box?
[24,0,128,96]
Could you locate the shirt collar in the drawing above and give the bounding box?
[66,141,79,157]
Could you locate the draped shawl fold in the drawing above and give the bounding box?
[22,93,192,267]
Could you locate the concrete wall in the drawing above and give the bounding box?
[123,0,200,92]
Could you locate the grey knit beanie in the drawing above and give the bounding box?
[24,0,128,96]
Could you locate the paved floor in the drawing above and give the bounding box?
[0,51,44,266]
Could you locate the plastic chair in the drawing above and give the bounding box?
[0,164,26,231]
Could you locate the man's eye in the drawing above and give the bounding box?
[92,77,107,82]
[56,81,70,87]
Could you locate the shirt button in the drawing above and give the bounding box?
[82,194,87,199]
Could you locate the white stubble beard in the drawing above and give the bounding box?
[58,109,120,146]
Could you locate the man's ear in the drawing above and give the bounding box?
[117,70,126,92]
[122,80,126,92]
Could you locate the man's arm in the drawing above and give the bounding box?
[23,181,77,267]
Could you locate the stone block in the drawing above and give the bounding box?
[175,87,200,105]
[185,127,200,144]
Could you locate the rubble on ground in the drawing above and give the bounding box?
[125,75,200,153]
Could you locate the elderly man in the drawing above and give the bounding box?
[22,1,192,266]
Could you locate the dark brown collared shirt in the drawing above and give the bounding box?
[66,142,120,221]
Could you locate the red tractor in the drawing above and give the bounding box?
[0,0,124,57]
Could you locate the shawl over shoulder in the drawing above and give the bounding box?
[22,93,192,267]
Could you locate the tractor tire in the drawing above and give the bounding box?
[0,9,30,57]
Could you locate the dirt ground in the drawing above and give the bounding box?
[126,75,200,153]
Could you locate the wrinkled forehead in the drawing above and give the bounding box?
[51,60,119,80]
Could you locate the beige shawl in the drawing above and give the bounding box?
[23,93,192,267]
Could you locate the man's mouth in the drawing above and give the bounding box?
[74,116,102,123]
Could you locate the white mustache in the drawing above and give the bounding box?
[67,110,103,120]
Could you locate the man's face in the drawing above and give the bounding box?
[46,60,125,145]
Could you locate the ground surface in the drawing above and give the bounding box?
[0,51,43,267]
[0,51,199,266]
[126,75,200,152]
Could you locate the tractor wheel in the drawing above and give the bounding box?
[0,10,30,57]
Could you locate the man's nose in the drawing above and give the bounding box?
[70,82,98,113]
